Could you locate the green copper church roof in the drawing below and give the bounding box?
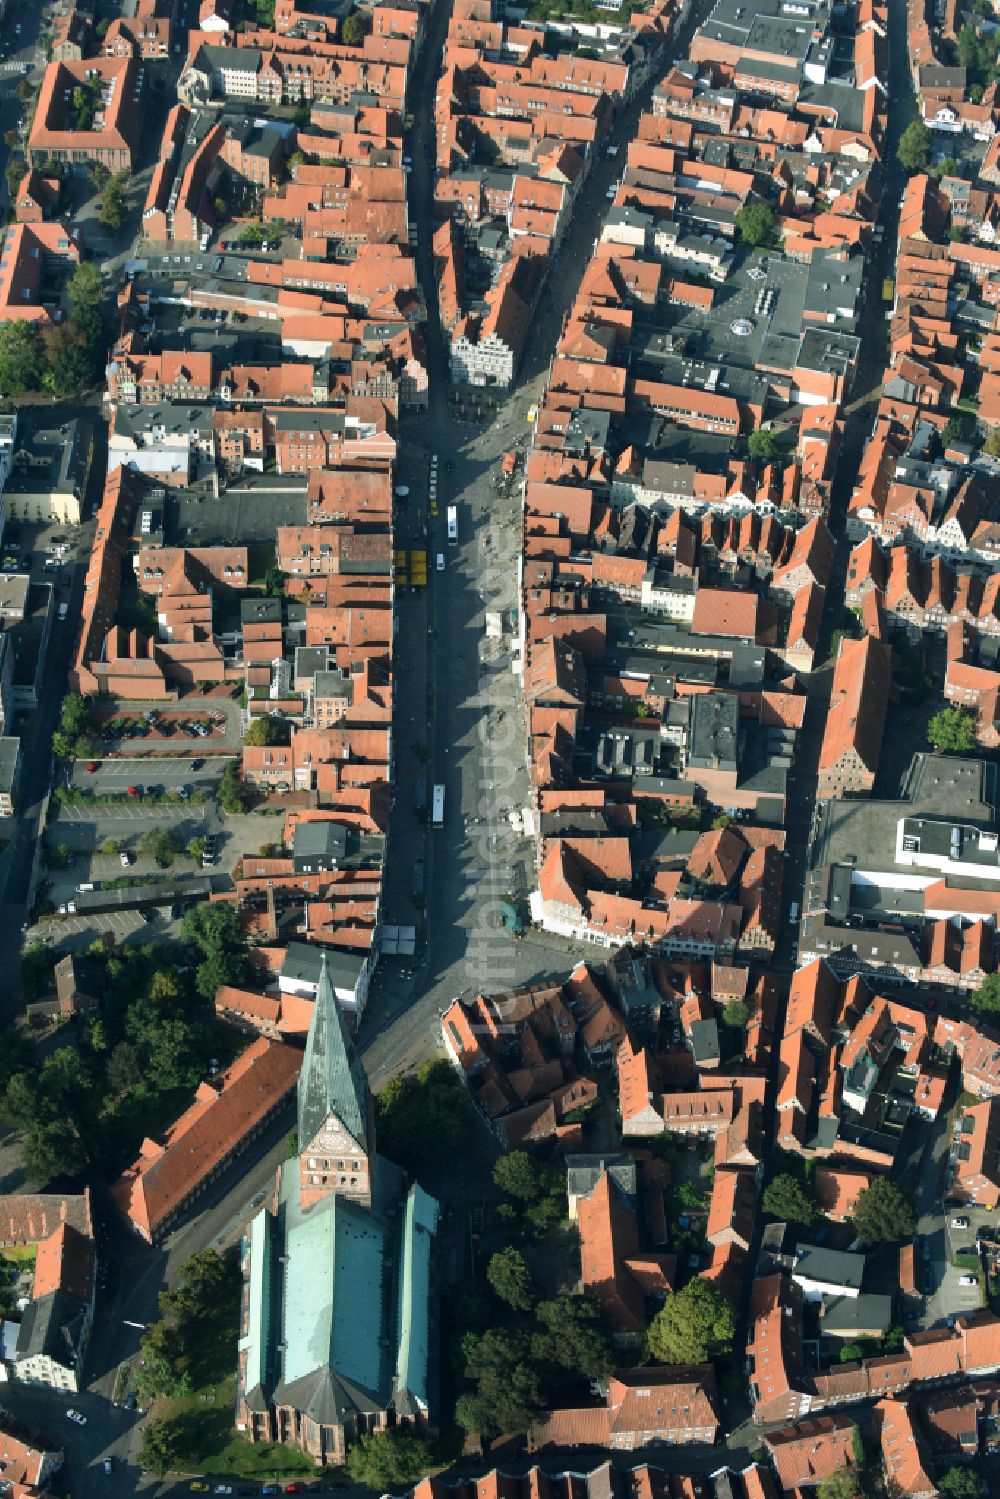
[297,951,371,1152]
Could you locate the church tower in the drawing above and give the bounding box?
[297,953,375,1210]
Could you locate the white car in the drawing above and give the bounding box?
[959,1274,979,1287]
[951,1216,971,1230]
[66,1410,86,1426]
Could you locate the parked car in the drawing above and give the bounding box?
[103,1459,113,1474]
[120,852,133,867]
[66,1410,86,1426]
[86,761,99,773]
[951,1216,971,1230]
[959,1274,979,1286]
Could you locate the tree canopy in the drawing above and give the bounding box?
[494,1150,544,1202]
[456,1328,545,1437]
[243,715,290,747]
[487,1247,535,1311]
[531,1295,614,1379]
[341,10,370,43]
[927,706,977,754]
[938,1468,982,1499]
[762,1173,816,1224]
[970,973,1000,1020]
[646,1277,736,1364]
[346,1430,435,1489]
[897,120,931,173]
[375,1059,469,1174]
[98,172,129,231]
[721,999,750,1029]
[853,1177,916,1246]
[817,1472,861,1499]
[0,322,44,398]
[747,428,778,462]
[735,202,775,248]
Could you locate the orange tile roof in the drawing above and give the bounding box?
[112,1039,301,1240]
[32,1221,94,1303]
[765,1415,858,1491]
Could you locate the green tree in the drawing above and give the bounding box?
[195,950,237,1002]
[43,328,99,397]
[138,1418,183,1477]
[986,427,1000,459]
[721,999,750,1029]
[487,1246,535,1311]
[107,1041,142,1095]
[897,119,931,173]
[140,827,181,867]
[853,1177,916,1246]
[941,415,972,447]
[346,1429,435,1489]
[182,902,241,952]
[219,762,247,813]
[762,1172,816,1224]
[459,1328,545,1436]
[376,1059,469,1173]
[135,1319,190,1401]
[60,695,91,737]
[927,706,977,754]
[19,943,55,1003]
[50,731,76,759]
[342,10,369,43]
[970,973,1000,1019]
[66,261,103,314]
[816,1473,860,1499]
[23,1118,87,1181]
[646,1277,735,1365]
[0,321,44,397]
[735,202,776,248]
[244,715,288,747]
[939,1469,982,1499]
[98,173,129,232]
[883,1323,905,1353]
[493,1150,543,1202]
[178,1248,228,1301]
[532,1295,614,1379]
[747,428,778,461]
[99,838,119,856]
[838,1342,864,1363]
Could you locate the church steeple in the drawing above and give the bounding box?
[297,952,375,1209]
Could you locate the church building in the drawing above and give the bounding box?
[235,953,439,1463]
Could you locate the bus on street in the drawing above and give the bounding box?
[432,784,445,827]
[447,505,458,542]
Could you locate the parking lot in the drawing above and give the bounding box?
[921,1214,989,1325]
[87,700,242,757]
[30,803,280,955]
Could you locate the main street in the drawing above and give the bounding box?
[358,0,724,1082]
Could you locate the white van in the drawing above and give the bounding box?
[789,901,800,922]
[58,602,68,620]
[436,553,445,572]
